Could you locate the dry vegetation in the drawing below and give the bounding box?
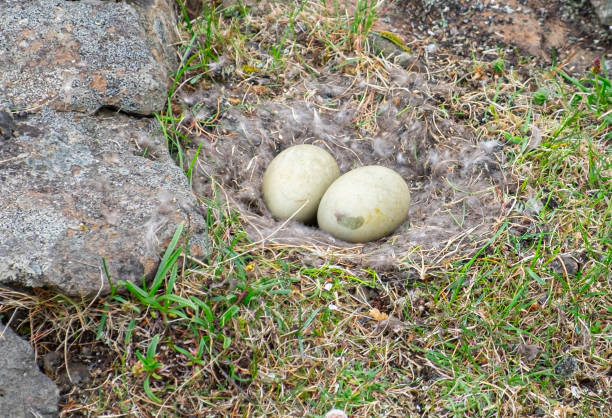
[0,0,610,416]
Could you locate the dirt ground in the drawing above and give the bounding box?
[382,0,611,73]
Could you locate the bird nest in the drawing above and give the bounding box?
[178,63,508,277]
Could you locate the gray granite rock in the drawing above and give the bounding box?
[0,109,208,296]
[0,0,177,115]
[130,0,180,72]
[0,323,59,418]
[590,0,612,25]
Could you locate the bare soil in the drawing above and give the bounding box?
[383,0,611,73]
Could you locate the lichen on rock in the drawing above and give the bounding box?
[0,0,176,115]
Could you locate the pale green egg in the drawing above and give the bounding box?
[317,166,410,242]
[262,144,340,222]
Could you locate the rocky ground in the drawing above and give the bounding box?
[0,0,610,416]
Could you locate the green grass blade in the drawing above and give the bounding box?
[149,223,185,296]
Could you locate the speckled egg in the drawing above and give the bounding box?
[262,144,340,222]
[317,166,410,242]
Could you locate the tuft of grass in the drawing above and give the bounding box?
[491,57,505,75]
[348,0,378,51]
[533,88,550,105]
[134,334,164,402]
[269,0,308,65]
